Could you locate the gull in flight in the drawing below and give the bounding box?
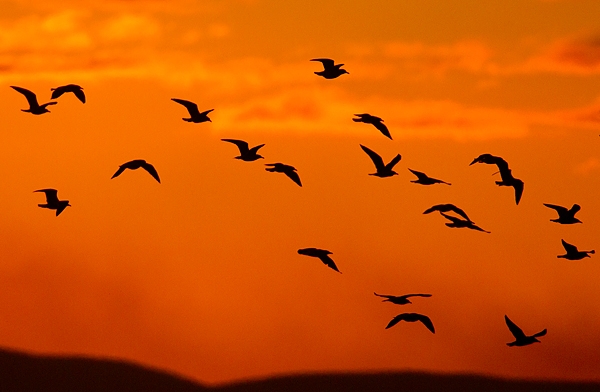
[297,248,341,273]
[50,84,85,103]
[505,315,547,347]
[353,113,392,140]
[557,239,594,260]
[360,145,401,178]
[470,154,524,205]
[310,58,349,79]
[374,292,432,305]
[543,203,582,224]
[423,203,473,223]
[265,163,302,187]
[11,86,57,115]
[409,169,451,185]
[385,313,435,334]
[221,139,265,161]
[440,212,490,233]
[171,98,213,123]
[34,189,71,216]
[111,160,161,183]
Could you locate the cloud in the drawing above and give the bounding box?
[100,14,161,42]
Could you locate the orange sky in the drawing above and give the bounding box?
[1,0,600,384]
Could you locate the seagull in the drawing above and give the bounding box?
[353,114,392,140]
[11,86,57,115]
[221,139,265,161]
[440,212,490,233]
[111,159,161,183]
[543,203,582,224]
[310,58,348,79]
[385,313,435,334]
[265,163,302,187]
[360,145,401,178]
[557,239,594,260]
[505,315,547,347]
[50,84,85,103]
[409,169,451,185]
[374,292,432,305]
[470,154,524,205]
[423,203,473,223]
[171,98,213,123]
[34,189,71,216]
[297,248,341,273]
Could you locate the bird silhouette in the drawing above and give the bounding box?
[310,58,349,79]
[34,189,71,216]
[297,248,341,273]
[171,98,213,123]
[374,292,432,305]
[11,86,57,115]
[221,139,265,161]
[353,114,392,139]
[423,203,473,223]
[111,160,161,183]
[409,169,451,185]
[360,145,401,178]
[385,313,435,334]
[470,154,524,205]
[50,84,85,103]
[440,212,490,233]
[505,315,547,347]
[265,163,302,187]
[557,239,594,260]
[543,203,582,224]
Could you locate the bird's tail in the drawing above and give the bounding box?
[352,118,361,122]
[38,204,50,208]
[506,342,516,347]
[182,118,193,122]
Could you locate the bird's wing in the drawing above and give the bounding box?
[319,254,341,273]
[111,165,127,179]
[504,315,527,340]
[532,329,547,338]
[141,162,161,183]
[373,121,392,139]
[404,294,433,298]
[249,144,266,154]
[408,169,428,181]
[440,212,461,224]
[56,203,68,216]
[310,58,335,69]
[360,145,385,171]
[469,223,491,233]
[284,168,302,187]
[385,314,406,329]
[494,157,510,174]
[73,88,86,103]
[570,204,581,214]
[423,205,442,215]
[200,109,214,117]
[448,205,471,221]
[34,189,58,204]
[11,86,39,107]
[374,292,393,299]
[543,203,568,214]
[171,98,200,116]
[385,154,402,171]
[221,139,249,154]
[415,314,435,334]
[513,179,524,205]
[298,248,319,257]
[561,239,578,253]
[50,87,66,100]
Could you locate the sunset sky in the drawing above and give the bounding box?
[1,0,600,384]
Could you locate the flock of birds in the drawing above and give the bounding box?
[9,56,592,349]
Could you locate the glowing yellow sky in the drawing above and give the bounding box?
[0,0,600,384]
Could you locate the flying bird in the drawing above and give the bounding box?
[360,145,401,178]
[385,313,435,334]
[221,139,265,161]
[297,248,341,273]
[11,86,57,115]
[171,98,213,123]
[543,203,582,224]
[111,159,161,183]
[265,163,302,187]
[353,113,392,139]
[505,315,547,347]
[50,84,85,103]
[409,169,451,185]
[310,58,348,79]
[374,292,432,305]
[34,189,71,216]
[423,203,473,223]
[440,212,490,233]
[557,239,594,260]
[470,153,524,205]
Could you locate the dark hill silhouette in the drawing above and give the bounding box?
[0,347,599,392]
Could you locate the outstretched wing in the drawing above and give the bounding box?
[360,145,385,171]
[34,188,58,204]
[199,109,214,117]
[409,169,429,181]
[440,212,461,224]
[561,239,578,253]
[385,154,402,171]
[318,254,341,273]
[56,203,69,216]
[111,165,127,179]
[372,121,392,139]
[284,168,302,187]
[141,162,161,183]
[374,292,394,299]
[513,179,524,205]
[385,314,406,329]
[404,294,433,299]
[222,139,250,154]
[249,144,265,154]
[543,203,568,214]
[50,87,66,100]
[504,315,527,340]
[570,204,581,214]
[532,329,547,338]
[171,98,200,117]
[310,58,335,69]
[11,86,39,107]
[415,314,435,334]
[73,88,86,103]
